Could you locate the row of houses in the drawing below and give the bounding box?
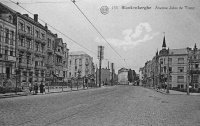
[0,2,95,88]
[139,35,200,91]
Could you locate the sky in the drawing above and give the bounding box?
[2,0,200,73]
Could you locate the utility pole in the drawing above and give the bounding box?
[96,64,98,87]
[111,63,114,86]
[98,46,104,87]
[166,48,170,93]
[187,53,190,95]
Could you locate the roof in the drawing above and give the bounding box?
[69,51,91,57]
[69,51,86,55]
[169,48,188,55]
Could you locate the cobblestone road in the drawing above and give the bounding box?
[0,86,200,126]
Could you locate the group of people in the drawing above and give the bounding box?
[29,83,45,95]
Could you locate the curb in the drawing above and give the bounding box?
[0,87,101,99]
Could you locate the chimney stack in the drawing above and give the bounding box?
[23,14,29,17]
[45,23,48,29]
[34,14,38,22]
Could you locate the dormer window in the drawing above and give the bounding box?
[8,15,12,23]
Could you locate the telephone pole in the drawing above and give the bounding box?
[111,63,114,86]
[98,46,104,87]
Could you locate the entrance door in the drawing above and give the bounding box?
[6,67,10,79]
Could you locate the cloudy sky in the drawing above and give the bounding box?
[2,0,200,72]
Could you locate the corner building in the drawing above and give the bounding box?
[0,12,16,87]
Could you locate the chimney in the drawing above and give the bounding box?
[45,23,48,29]
[23,14,29,17]
[55,34,58,37]
[34,14,38,22]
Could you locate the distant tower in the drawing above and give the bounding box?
[159,33,168,56]
[194,43,197,50]
[162,33,166,50]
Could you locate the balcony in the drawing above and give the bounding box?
[55,51,64,57]
[35,65,46,70]
[55,62,63,66]
[47,48,53,53]
[18,29,26,36]
[35,51,45,57]
[189,69,200,74]
[25,32,33,39]
[35,37,46,45]
[0,54,16,62]
[85,61,89,66]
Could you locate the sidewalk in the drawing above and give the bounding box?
[155,88,200,95]
[0,86,98,99]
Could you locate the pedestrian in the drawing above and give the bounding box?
[34,83,38,95]
[40,82,44,94]
[43,84,45,94]
[29,82,32,94]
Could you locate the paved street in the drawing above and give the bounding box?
[0,86,200,126]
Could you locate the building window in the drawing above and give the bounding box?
[35,61,38,67]
[10,31,14,45]
[19,22,24,31]
[27,39,31,49]
[41,45,44,53]
[5,46,8,55]
[0,44,1,54]
[35,70,39,77]
[192,75,199,83]
[75,59,77,65]
[177,76,184,83]
[195,64,199,69]
[19,54,22,63]
[10,48,14,56]
[35,42,39,51]
[47,38,51,48]
[0,25,2,42]
[160,58,163,64]
[36,30,39,38]
[169,58,172,64]
[178,58,184,64]
[178,67,184,73]
[19,36,24,47]
[79,59,82,65]
[27,55,30,64]
[69,72,71,77]
[27,26,31,34]
[169,75,172,82]
[164,66,166,73]
[5,29,9,44]
[69,60,71,65]
[41,33,45,40]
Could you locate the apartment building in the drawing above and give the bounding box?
[0,12,16,87]
[188,44,200,91]
[0,2,69,87]
[68,51,94,79]
[140,36,200,91]
[118,67,129,85]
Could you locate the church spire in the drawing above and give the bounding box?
[156,49,158,56]
[162,32,166,49]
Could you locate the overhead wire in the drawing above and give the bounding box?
[4,0,125,69]
[71,0,129,68]
[7,0,98,57]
